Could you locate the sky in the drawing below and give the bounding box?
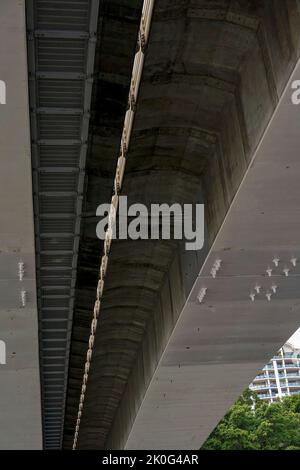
[288,327,300,348]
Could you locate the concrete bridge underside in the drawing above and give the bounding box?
[0,0,42,449]
[61,0,300,450]
[1,0,300,451]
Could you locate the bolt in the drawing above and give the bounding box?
[197,287,207,303]
[283,267,290,277]
[266,292,272,301]
[214,259,222,270]
[18,261,25,281]
[266,267,272,277]
[20,290,27,307]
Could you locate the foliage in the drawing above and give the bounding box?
[201,390,300,450]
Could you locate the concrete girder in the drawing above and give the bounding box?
[0,0,42,449]
[125,54,300,451]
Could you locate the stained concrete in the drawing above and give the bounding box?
[0,0,42,449]
[126,56,300,449]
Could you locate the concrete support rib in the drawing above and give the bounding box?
[0,0,42,449]
[125,59,300,450]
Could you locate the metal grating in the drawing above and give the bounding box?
[40,236,75,250]
[39,172,79,191]
[39,218,75,233]
[37,38,87,73]
[39,145,81,167]
[36,0,90,31]
[42,310,70,320]
[38,114,82,139]
[38,79,84,108]
[26,0,100,449]
[39,196,77,215]
[40,254,74,267]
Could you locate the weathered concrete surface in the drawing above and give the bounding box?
[64,0,300,449]
[126,58,300,449]
[0,0,42,449]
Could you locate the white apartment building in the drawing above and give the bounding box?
[250,343,300,403]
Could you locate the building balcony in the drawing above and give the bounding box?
[263,365,274,370]
[251,384,269,390]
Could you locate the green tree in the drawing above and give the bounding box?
[201,390,300,450]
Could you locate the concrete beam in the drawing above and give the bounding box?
[0,0,42,449]
[125,59,300,450]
